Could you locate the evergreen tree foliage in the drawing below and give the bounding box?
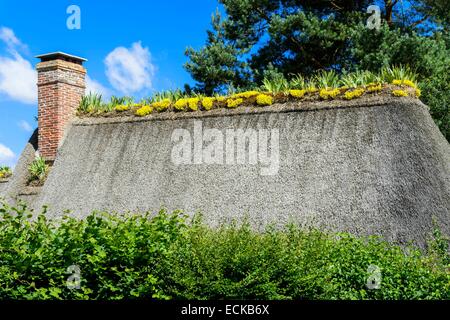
[185,0,449,139]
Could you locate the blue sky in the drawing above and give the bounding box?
[0,0,221,166]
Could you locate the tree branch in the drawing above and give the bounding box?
[331,1,343,11]
[410,15,430,28]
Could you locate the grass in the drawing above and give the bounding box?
[77,66,421,117]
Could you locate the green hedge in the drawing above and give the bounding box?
[0,201,448,300]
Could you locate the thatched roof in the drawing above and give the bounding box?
[2,94,449,246]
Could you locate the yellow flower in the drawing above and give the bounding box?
[307,87,318,93]
[367,84,382,92]
[174,98,188,111]
[343,88,365,100]
[227,98,243,108]
[215,96,226,102]
[202,97,214,110]
[402,79,417,88]
[289,89,306,98]
[135,105,153,117]
[152,99,171,112]
[415,88,421,97]
[319,88,340,99]
[392,79,417,88]
[115,104,130,112]
[231,91,260,99]
[256,94,273,106]
[187,98,199,111]
[392,90,408,97]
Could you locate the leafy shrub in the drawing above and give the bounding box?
[0,166,12,179]
[0,201,448,300]
[28,156,49,184]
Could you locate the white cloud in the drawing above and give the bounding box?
[86,75,111,100]
[0,53,37,104]
[0,27,37,104]
[0,27,22,50]
[18,120,33,132]
[104,41,156,94]
[0,143,16,167]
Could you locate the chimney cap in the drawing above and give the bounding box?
[36,52,87,64]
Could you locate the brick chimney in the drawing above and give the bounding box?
[36,52,87,160]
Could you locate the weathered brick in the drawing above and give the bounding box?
[36,53,86,160]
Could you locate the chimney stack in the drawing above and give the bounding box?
[36,52,86,160]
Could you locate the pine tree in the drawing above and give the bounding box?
[185,0,449,139]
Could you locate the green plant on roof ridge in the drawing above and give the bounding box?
[77,66,423,117]
[110,96,134,107]
[28,156,49,183]
[153,89,185,103]
[78,92,102,113]
[340,70,380,89]
[380,65,417,83]
[313,70,340,89]
[261,67,290,94]
[289,74,307,90]
[0,165,12,179]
